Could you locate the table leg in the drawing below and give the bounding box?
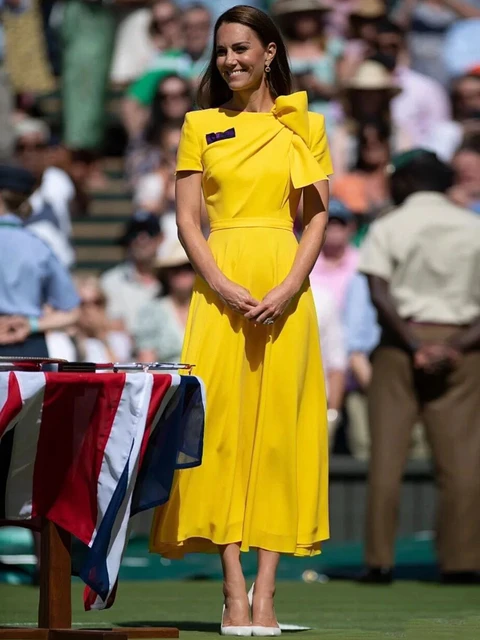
[38,519,72,629]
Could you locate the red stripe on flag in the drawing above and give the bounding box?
[0,373,23,439]
[138,374,172,469]
[32,373,126,544]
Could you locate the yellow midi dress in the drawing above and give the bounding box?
[150,91,333,558]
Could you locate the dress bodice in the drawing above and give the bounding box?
[176,91,333,227]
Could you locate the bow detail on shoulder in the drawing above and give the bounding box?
[272,91,328,189]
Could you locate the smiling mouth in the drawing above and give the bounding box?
[225,70,247,78]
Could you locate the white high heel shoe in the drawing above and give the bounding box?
[220,603,252,636]
[247,583,281,637]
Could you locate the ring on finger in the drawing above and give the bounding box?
[264,319,274,325]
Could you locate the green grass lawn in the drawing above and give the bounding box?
[1,581,480,640]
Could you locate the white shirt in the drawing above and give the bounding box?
[31,167,75,239]
[110,9,158,84]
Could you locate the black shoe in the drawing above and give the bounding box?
[357,567,394,585]
[441,571,480,585]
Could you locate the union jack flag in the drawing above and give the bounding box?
[0,370,205,610]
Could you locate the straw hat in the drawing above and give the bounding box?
[271,0,332,16]
[156,240,190,269]
[343,60,401,94]
[350,0,386,19]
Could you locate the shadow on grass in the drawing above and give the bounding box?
[116,620,219,633]
[115,621,310,634]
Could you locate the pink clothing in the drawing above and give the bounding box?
[392,67,452,148]
[310,246,359,312]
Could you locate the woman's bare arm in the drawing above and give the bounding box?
[284,179,329,293]
[245,179,329,324]
[176,171,258,314]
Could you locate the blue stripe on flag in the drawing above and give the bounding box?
[78,443,132,602]
[130,376,204,516]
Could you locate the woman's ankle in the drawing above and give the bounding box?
[223,579,248,600]
[251,580,276,599]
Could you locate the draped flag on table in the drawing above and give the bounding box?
[0,370,205,610]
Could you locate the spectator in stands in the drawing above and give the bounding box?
[375,19,451,148]
[133,122,181,212]
[332,120,391,245]
[0,0,29,162]
[310,199,359,313]
[62,0,116,151]
[338,0,387,81]
[125,77,191,185]
[110,0,183,86]
[343,272,380,460]
[135,241,195,364]
[449,135,480,213]
[427,71,480,161]
[14,119,75,266]
[392,0,480,86]
[312,286,347,450]
[122,3,211,136]
[101,212,163,335]
[0,164,79,359]
[331,58,404,176]
[74,275,132,363]
[358,149,480,584]
[272,0,342,132]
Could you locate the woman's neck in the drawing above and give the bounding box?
[224,83,275,113]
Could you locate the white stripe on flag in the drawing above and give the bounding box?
[149,373,182,438]
[5,373,46,519]
[88,372,155,609]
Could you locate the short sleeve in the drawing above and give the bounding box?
[176,112,203,173]
[308,113,333,177]
[358,222,394,281]
[44,252,80,311]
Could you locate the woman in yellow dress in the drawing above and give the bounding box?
[150,5,332,635]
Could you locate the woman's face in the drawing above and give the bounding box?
[157,77,191,119]
[216,22,275,93]
[78,284,107,330]
[167,264,196,296]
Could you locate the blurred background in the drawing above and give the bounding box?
[0,0,480,593]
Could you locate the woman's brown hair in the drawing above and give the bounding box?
[197,5,292,109]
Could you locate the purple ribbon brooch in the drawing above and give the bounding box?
[206,128,236,145]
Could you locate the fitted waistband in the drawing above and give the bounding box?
[210,218,293,232]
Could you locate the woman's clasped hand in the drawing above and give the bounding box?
[217,278,295,325]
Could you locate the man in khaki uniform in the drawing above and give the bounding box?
[358,149,480,584]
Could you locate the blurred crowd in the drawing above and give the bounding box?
[2,0,480,462]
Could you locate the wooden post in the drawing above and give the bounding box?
[38,519,72,630]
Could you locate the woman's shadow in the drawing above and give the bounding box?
[115,620,219,633]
